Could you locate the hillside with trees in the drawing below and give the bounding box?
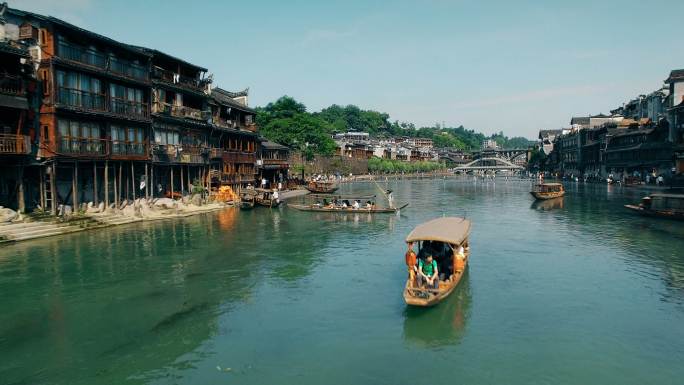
[256,96,533,156]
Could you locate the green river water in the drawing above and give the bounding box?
[1,178,683,385]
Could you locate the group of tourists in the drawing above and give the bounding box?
[405,241,466,290]
[314,198,375,210]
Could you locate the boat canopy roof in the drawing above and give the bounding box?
[536,183,563,186]
[405,217,471,245]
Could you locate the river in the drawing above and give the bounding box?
[1,178,683,385]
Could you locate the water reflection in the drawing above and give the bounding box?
[530,197,565,211]
[402,271,471,348]
[0,208,336,385]
[216,207,238,231]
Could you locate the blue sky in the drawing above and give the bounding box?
[12,0,684,138]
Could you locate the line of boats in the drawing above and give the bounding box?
[238,180,409,214]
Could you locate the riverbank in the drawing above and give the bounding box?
[0,188,313,244]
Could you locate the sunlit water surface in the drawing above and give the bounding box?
[1,178,683,384]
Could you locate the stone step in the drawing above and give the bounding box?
[5,225,72,238]
[0,221,57,231]
[12,229,77,242]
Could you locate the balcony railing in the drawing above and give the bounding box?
[56,87,107,112]
[152,66,206,91]
[58,41,107,68]
[222,150,256,164]
[221,174,256,184]
[0,74,25,96]
[111,141,147,157]
[151,144,208,164]
[57,137,108,156]
[209,148,223,159]
[0,134,29,154]
[262,158,288,165]
[110,97,149,119]
[214,117,236,129]
[57,41,148,81]
[109,57,148,81]
[152,101,210,121]
[56,87,149,119]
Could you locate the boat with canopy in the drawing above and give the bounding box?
[238,190,256,209]
[530,183,565,200]
[403,217,471,307]
[253,188,281,208]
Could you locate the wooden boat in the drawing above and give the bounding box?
[530,183,565,200]
[254,188,281,208]
[305,180,339,193]
[238,191,256,210]
[288,202,408,213]
[403,217,471,307]
[624,193,684,220]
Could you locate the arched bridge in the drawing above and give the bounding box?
[454,157,524,172]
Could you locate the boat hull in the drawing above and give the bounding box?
[403,256,468,307]
[530,191,565,200]
[256,199,280,208]
[305,186,339,194]
[624,204,684,220]
[288,203,407,213]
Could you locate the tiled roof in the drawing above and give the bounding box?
[211,87,255,113]
[8,7,150,57]
[665,69,684,83]
[130,46,207,72]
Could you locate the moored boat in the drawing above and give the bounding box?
[254,188,281,208]
[403,217,471,307]
[624,193,684,220]
[239,190,256,209]
[530,183,565,200]
[305,180,339,193]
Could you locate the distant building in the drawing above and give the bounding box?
[333,131,370,143]
[404,137,433,149]
[482,139,498,150]
[538,129,562,155]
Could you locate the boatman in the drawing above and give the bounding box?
[405,242,418,285]
[418,254,439,290]
[387,190,394,208]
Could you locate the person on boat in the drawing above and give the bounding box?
[273,189,280,204]
[405,242,418,285]
[454,246,466,273]
[365,201,372,209]
[417,254,439,290]
[352,200,360,210]
[387,190,394,208]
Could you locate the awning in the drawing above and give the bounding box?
[405,217,471,245]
